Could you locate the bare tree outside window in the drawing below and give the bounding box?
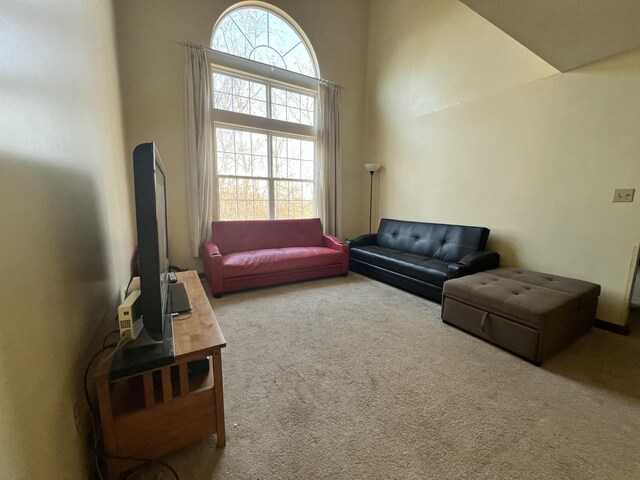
[215,126,315,221]
[212,7,316,77]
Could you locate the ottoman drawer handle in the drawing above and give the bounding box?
[480,312,489,333]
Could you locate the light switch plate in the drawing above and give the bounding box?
[613,188,635,202]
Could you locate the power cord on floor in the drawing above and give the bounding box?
[116,456,180,480]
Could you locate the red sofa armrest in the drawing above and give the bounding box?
[323,235,349,274]
[203,242,224,294]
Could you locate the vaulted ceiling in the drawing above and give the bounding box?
[460,0,640,71]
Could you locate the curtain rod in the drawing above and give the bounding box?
[177,40,342,89]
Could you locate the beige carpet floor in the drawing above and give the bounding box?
[136,273,640,480]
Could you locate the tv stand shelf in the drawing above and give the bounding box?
[94,271,226,479]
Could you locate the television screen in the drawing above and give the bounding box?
[155,162,170,324]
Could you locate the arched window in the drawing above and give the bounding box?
[212,6,317,77]
[209,4,320,221]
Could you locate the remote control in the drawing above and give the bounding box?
[168,271,178,283]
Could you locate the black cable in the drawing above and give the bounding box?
[83,343,117,480]
[102,330,120,348]
[84,269,182,479]
[113,455,180,480]
[122,467,145,480]
[84,341,179,480]
[84,344,116,419]
[85,336,131,478]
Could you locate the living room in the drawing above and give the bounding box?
[1,0,639,479]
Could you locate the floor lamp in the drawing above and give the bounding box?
[364,163,381,234]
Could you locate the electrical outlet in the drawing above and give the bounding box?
[613,188,635,202]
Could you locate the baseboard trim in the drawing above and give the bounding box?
[594,319,629,335]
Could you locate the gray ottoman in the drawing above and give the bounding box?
[441,268,600,364]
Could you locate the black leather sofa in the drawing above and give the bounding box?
[348,218,500,302]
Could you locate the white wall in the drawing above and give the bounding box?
[113,0,370,271]
[0,0,133,477]
[365,0,640,326]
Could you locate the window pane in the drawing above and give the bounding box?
[272,88,286,105]
[219,177,237,201]
[270,87,315,126]
[251,46,287,69]
[302,182,314,201]
[271,103,286,122]
[215,126,232,149]
[287,159,301,179]
[214,92,232,111]
[235,130,251,154]
[300,140,314,161]
[217,153,235,176]
[268,14,300,55]
[274,180,314,220]
[216,127,269,178]
[212,7,317,77]
[287,91,301,108]
[218,177,269,221]
[213,72,267,118]
[301,160,314,181]
[282,42,316,77]
[287,138,300,159]
[252,155,268,177]
[212,16,252,59]
[272,135,286,157]
[273,156,286,178]
[235,154,251,177]
[231,8,268,49]
[272,135,315,181]
[251,99,267,117]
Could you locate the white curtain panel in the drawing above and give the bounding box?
[185,43,217,257]
[316,82,341,236]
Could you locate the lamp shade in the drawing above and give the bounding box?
[364,163,381,173]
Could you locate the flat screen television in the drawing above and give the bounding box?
[133,142,171,340]
[110,142,174,378]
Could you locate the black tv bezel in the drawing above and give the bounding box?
[133,142,171,339]
[110,142,174,379]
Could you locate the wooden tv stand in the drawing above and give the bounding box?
[94,270,226,479]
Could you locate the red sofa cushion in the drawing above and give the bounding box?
[222,247,343,278]
[212,218,324,255]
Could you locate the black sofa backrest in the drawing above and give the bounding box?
[376,218,490,262]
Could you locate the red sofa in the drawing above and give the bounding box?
[203,218,349,296]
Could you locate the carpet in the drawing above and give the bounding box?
[139,273,640,480]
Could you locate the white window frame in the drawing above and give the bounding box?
[209,49,319,221]
[215,126,316,219]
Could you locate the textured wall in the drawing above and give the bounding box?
[364,0,640,325]
[0,0,132,477]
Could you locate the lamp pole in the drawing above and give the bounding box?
[364,164,381,234]
[369,171,374,234]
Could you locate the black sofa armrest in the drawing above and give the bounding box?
[447,250,500,279]
[347,234,377,248]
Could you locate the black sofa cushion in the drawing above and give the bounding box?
[349,245,449,287]
[376,219,489,263]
